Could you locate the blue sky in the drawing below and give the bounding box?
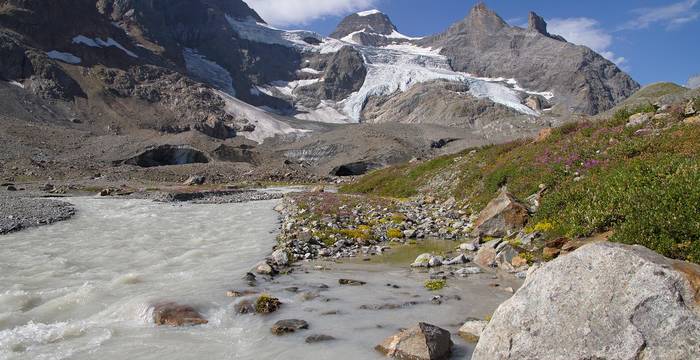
[245,0,700,87]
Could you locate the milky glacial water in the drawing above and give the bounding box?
[0,197,516,360]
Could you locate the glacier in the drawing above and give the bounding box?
[183,48,236,97]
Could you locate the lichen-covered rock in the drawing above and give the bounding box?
[271,319,309,335]
[473,242,700,360]
[471,190,528,238]
[375,322,453,360]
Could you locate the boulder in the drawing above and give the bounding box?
[471,190,529,238]
[183,175,205,186]
[443,254,469,265]
[455,267,483,276]
[306,334,336,343]
[339,279,366,286]
[474,239,501,268]
[271,319,309,335]
[375,322,453,360]
[626,112,652,128]
[234,299,255,314]
[458,319,488,343]
[271,249,289,267]
[152,302,208,326]
[686,99,697,116]
[253,261,275,275]
[411,253,434,267]
[472,242,700,360]
[494,244,520,272]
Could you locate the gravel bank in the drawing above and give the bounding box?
[0,195,76,234]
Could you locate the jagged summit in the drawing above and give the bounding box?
[330,9,398,39]
[527,11,566,41]
[466,2,507,32]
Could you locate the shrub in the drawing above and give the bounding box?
[535,155,700,262]
[424,279,446,291]
[387,228,404,239]
[255,294,281,314]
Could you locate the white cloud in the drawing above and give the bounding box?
[688,74,700,89]
[245,0,377,26]
[548,18,626,66]
[619,0,699,30]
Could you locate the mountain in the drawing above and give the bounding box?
[421,4,639,115]
[0,1,641,183]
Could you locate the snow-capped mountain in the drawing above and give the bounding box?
[0,0,638,145]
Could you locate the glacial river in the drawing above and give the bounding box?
[0,197,516,359]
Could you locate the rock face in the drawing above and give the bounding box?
[376,322,453,360]
[153,302,208,326]
[471,190,529,237]
[473,242,700,360]
[330,10,397,39]
[422,4,639,115]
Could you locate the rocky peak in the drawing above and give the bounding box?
[528,12,548,34]
[527,11,566,41]
[330,10,398,39]
[466,2,507,32]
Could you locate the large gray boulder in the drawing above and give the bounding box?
[472,242,700,360]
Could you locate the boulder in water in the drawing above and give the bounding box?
[375,322,453,360]
[271,319,309,335]
[152,302,208,326]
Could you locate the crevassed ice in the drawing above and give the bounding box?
[72,35,138,58]
[225,15,549,123]
[341,45,539,121]
[46,51,82,64]
[183,48,236,97]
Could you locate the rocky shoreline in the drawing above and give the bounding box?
[0,194,76,235]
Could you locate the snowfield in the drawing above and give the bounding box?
[72,35,138,58]
[216,90,311,144]
[46,50,82,64]
[183,48,236,96]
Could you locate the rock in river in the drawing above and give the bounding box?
[153,302,208,326]
[473,242,700,360]
[339,279,366,286]
[376,322,453,360]
[271,319,309,335]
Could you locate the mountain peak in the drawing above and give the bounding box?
[467,2,507,32]
[527,11,567,41]
[330,9,397,39]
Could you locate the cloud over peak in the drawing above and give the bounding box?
[245,0,377,27]
[548,18,626,66]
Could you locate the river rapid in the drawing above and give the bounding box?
[0,196,516,360]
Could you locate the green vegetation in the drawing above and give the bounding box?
[342,95,700,263]
[386,228,404,239]
[424,279,446,291]
[255,294,281,314]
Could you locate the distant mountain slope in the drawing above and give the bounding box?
[422,4,639,115]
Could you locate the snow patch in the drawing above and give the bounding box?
[9,80,24,88]
[72,35,138,58]
[357,9,382,16]
[182,48,236,96]
[299,68,322,75]
[386,30,423,40]
[216,90,311,143]
[225,16,345,54]
[294,102,352,124]
[270,78,322,97]
[46,50,82,64]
